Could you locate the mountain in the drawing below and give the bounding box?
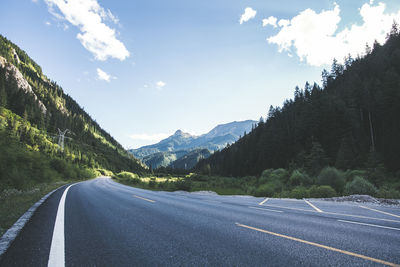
[196,26,400,179]
[168,149,211,170]
[0,35,146,190]
[129,120,256,168]
[141,150,189,169]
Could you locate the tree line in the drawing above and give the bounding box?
[196,24,400,189]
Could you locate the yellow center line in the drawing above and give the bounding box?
[304,199,323,212]
[133,195,156,203]
[236,223,400,267]
[359,205,400,219]
[260,204,400,223]
[258,198,269,205]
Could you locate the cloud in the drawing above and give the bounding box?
[266,2,400,66]
[156,81,166,89]
[129,133,170,142]
[45,21,52,26]
[240,7,257,24]
[45,0,129,61]
[262,16,277,27]
[96,68,111,82]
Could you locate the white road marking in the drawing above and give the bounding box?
[359,205,400,218]
[249,206,283,213]
[304,199,323,212]
[258,198,269,205]
[48,183,77,267]
[133,194,156,203]
[338,219,400,231]
[261,204,400,223]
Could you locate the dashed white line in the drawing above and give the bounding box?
[338,219,400,231]
[359,205,400,219]
[249,206,283,213]
[48,183,77,267]
[133,195,156,203]
[262,203,400,223]
[304,199,323,213]
[258,198,269,205]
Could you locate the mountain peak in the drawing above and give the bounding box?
[174,129,184,135]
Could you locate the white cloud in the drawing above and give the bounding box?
[45,0,129,61]
[96,68,111,82]
[240,7,257,24]
[156,81,166,89]
[45,21,52,26]
[267,2,400,66]
[129,133,170,142]
[278,19,290,27]
[262,16,277,27]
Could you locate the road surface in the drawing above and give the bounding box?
[1,177,400,266]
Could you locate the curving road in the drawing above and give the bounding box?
[1,177,400,266]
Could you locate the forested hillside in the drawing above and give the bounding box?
[0,35,145,191]
[197,25,400,183]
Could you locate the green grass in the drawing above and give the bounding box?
[0,181,68,237]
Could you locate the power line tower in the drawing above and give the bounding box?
[57,128,72,152]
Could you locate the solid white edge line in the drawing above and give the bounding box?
[48,183,76,267]
[0,185,65,259]
[258,198,269,205]
[249,206,283,213]
[338,219,400,231]
[359,205,400,219]
[304,199,323,212]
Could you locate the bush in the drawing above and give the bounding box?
[173,179,191,191]
[114,171,140,184]
[309,185,336,198]
[318,167,345,193]
[97,169,114,177]
[344,170,368,182]
[344,176,377,196]
[255,180,283,197]
[289,170,312,187]
[289,186,309,199]
[377,186,400,199]
[148,178,157,188]
[259,169,289,185]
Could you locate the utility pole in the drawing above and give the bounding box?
[57,128,70,152]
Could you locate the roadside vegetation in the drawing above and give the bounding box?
[0,129,112,237]
[112,166,400,199]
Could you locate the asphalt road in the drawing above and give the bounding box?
[1,177,400,266]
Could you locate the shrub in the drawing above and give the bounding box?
[259,169,289,185]
[377,186,400,199]
[309,185,336,198]
[344,176,377,196]
[116,171,139,179]
[245,186,257,195]
[255,180,283,197]
[289,170,312,187]
[114,171,140,184]
[289,186,309,199]
[173,179,191,191]
[344,170,368,182]
[97,169,114,177]
[318,167,345,193]
[148,178,157,188]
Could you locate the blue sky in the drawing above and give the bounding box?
[1,0,400,148]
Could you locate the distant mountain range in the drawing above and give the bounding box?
[129,120,257,169]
